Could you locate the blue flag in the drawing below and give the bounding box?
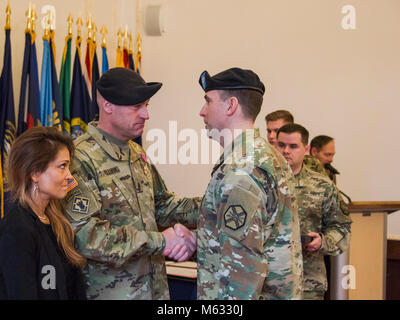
[70,41,91,139]
[40,37,63,130]
[90,49,100,121]
[40,38,52,127]
[0,28,16,218]
[17,32,40,135]
[49,37,63,131]
[101,45,109,75]
[129,51,135,71]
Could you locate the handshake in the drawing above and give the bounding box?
[162,224,196,262]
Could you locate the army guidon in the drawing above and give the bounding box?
[62,68,201,300]
[197,68,303,300]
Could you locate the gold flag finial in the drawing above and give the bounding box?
[128,32,133,53]
[31,5,37,33]
[49,9,54,32]
[92,22,97,44]
[117,27,122,49]
[136,32,142,55]
[25,3,32,31]
[43,10,50,39]
[135,32,142,72]
[76,16,83,38]
[5,2,11,30]
[67,14,73,35]
[87,14,93,40]
[100,25,108,47]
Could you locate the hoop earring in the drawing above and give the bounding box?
[33,182,39,198]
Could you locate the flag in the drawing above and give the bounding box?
[90,48,100,121]
[17,31,41,135]
[40,37,52,127]
[135,33,142,75]
[133,33,142,146]
[84,38,94,97]
[70,38,91,139]
[59,34,72,134]
[39,35,63,130]
[101,44,109,74]
[49,36,63,131]
[128,50,135,71]
[123,46,129,68]
[116,45,124,68]
[0,28,16,218]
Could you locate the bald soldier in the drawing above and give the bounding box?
[276,123,351,300]
[197,68,303,300]
[62,68,201,300]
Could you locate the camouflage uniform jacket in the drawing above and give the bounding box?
[62,122,201,300]
[294,165,352,293]
[197,129,303,300]
[303,155,350,216]
[303,155,337,184]
[303,155,325,175]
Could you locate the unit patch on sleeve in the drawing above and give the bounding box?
[224,205,247,230]
[72,197,90,214]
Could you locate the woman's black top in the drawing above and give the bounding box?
[0,203,86,300]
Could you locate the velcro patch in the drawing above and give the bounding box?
[224,205,247,230]
[99,167,120,177]
[72,197,90,214]
[66,176,79,192]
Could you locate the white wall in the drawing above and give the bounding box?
[1,0,399,235]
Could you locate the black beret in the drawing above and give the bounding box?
[96,67,162,106]
[199,67,265,95]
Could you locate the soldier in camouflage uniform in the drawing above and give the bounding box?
[62,68,201,300]
[197,68,303,300]
[276,123,352,300]
[264,110,294,147]
[310,135,338,184]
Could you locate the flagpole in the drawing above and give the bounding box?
[76,16,83,58]
[135,0,142,73]
[1,2,11,219]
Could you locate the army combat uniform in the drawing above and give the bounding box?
[294,165,352,299]
[63,122,201,300]
[303,155,325,175]
[197,129,303,300]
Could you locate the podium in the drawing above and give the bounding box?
[335,201,400,300]
[166,261,197,300]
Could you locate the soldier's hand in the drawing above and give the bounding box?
[305,232,322,252]
[162,227,192,262]
[174,224,196,253]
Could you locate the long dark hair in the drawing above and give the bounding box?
[6,127,86,268]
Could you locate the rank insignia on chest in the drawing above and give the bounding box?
[224,205,247,230]
[72,197,90,214]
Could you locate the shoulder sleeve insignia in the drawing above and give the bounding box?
[66,176,79,192]
[224,205,247,230]
[72,196,90,214]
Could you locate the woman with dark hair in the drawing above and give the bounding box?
[0,127,86,299]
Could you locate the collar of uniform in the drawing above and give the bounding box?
[211,128,259,176]
[87,122,130,161]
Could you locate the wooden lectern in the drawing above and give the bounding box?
[345,201,400,300]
